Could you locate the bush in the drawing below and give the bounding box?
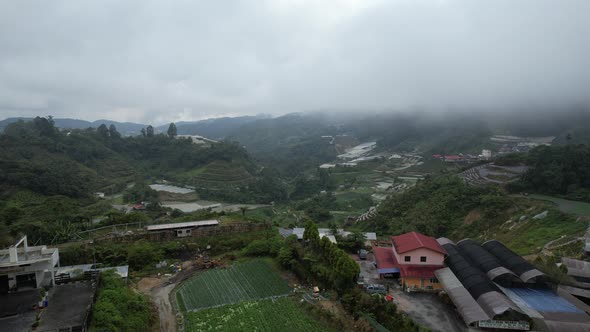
[91,271,152,331]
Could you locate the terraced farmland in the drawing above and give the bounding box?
[185,298,329,332]
[176,259,291,311]
[191,161,253,184]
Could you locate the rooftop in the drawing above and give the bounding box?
[0,236,58,266]
[373,246,398,269]
[146,220,219,231]
[392,232,446,255]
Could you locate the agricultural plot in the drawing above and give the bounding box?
[185,298,329,332]
[176,259,291,311]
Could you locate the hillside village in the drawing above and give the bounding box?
[1,115,590,332]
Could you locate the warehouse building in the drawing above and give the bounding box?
[436,238,590,331]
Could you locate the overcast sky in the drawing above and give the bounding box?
[0,0,589,124]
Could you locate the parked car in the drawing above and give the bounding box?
[358,249,368,260]
[365,284,387,294]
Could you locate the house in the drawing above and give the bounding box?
[0,236,59,293]
[132,203,146,210]
[373,231,446,290]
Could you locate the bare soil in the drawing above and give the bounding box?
[139,260,201,332]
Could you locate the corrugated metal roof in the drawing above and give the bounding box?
[457,239,519,283]
[562,258,590,279]
[292,228,305,239]
[146,220,219,231]
[373,246,397,269]
[278,228,293,238]
[435,268,490,325]
[392,232,446,254]
[482,240,545,283]
[477,291,524,317]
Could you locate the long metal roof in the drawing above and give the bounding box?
[562,257,590,279]
[146,220,219,231]
[482,240,545,283]
[435,267,490,325]
[456,239,518,284]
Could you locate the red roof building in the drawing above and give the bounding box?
[392,232,446,255]
[373,231,446,291]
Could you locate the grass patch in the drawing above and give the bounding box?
[494,210,587,255]
[528,194,590,216]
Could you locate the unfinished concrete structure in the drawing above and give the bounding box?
[0,236,59,293]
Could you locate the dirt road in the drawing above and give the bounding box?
[139,263,199,332]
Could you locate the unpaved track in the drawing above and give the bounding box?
[139,264,199,332]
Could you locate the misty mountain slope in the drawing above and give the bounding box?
[225,113,342,174]
[156,115,269,139]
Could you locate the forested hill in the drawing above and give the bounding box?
[0,117,257,199]
[506,144,590,202]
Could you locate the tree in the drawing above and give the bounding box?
[239,206,248,217]
[108,124,121,138]
[146,125,154,137]
[167,122,177,138]
[140,128,146,137]
[303,220,320,244]
[97,124,109,139]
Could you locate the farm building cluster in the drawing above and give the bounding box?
[371,231,590,331]
[278,227,377,246]
[432,149,493,164]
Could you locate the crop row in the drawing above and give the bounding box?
[177,259,291,311]
[185,297,329,332]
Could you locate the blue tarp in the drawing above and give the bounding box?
[508,288,583,313]
[378,268,400,274]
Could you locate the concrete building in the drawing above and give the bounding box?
[0,236,59,293]
[482,149,492,159]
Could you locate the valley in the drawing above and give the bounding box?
[2,113,590,332]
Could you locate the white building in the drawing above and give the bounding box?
[0,236,59,293]
[482,149,492,159]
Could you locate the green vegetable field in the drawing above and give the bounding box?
[185,298,329,332]
[176,259,291,311]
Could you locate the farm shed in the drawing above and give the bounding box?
[437,237,590,331]
[482,240,546,284]
[146,220,219,237]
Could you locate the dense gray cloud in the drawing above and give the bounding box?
[0,0,588,124]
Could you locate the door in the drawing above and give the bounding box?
[0,275,8,294]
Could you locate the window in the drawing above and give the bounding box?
[420,256,427,262]
[430,278,439,284]
[404,256,411,262]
